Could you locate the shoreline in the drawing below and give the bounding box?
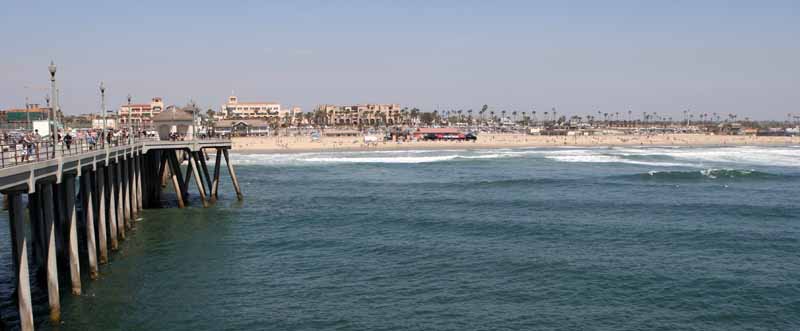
[231,134,800,154]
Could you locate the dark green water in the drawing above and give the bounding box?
[2,145,799,330]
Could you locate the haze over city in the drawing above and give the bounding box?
[1,0,798,119]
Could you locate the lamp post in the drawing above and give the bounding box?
[127,94,132,143]
[48,61,57,157]
[100,82,106,148]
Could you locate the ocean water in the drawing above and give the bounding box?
[1,145,799,330]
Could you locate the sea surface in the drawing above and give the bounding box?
[0,145,799,330]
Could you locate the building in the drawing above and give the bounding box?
[214,119,271,136]
[220,95,301,124]
[316,104,403,126]
[118,97,164,130]
[0,104,54,129]
[220,95,280,119]
[152,106,195,140]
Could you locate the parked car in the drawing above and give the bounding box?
[465,133,478,141]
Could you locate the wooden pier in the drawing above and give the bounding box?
[0,139,241,330]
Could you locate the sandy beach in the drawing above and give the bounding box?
[231,133,800,153]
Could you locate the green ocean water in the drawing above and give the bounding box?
[1,145,799,330]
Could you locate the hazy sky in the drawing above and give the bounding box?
[1,0,798,119]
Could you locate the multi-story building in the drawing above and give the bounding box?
[317,104,403,126]
[221,95,281,119]
[118,97,164,129]
[220,95,301,124]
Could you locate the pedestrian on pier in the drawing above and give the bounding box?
[64,132,73,153]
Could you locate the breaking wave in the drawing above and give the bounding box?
[228,145,800,167]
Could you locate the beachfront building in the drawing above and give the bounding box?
[317,104,403,126]
[152,105,196,140]
[214,119,271,136]
[220,95,303,125]
[118,97,164,130]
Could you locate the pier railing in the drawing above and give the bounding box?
[0,135,230,169]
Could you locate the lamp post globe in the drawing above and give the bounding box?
[48,61,56,80]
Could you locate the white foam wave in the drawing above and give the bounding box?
[227,145,799,167]
[637,146,800,167]
[544,154,697,167]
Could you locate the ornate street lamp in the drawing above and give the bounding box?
[100,82,106,147]
[127,94,132,143]
[48,61,57,157]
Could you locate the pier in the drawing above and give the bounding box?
[0,138,241,330]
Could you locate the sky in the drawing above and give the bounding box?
[1,0,798,120]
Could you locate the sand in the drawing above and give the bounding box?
[230,134,800,153]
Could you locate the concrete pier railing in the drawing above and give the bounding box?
[0,139,241,330]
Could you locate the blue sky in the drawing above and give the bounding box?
[1,0,798,119]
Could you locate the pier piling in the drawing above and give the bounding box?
[106,163,119,250]
[80,172,99,280]
[64,175,81,295]
[188,152,209,208]
[41,183,61,323]
[8,191,34,330]
[96,165,109,263]
[222,149,243,200]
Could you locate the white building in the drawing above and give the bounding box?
[220,95,303,125]
[221,95,281,119]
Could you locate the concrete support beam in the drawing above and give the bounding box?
[81,173,98,279]
[188,152,209,208]
[223,148,243,200]
[96,165,108,263]
[116,161,126,239]
[123,156,131,228]
[168,151,185,208]
[198,150,212,195]
[41,184,60,323]
[64,175,81,295]
[107,163,120,248]
[211,149,221,201]
[8,192,34,330]
[136,152,143,212]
